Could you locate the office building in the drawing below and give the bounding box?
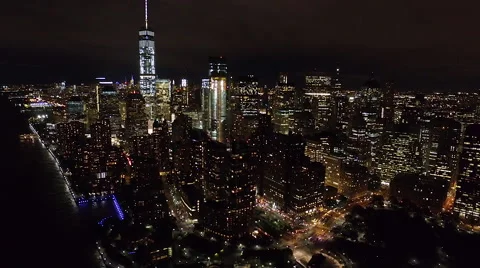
[171,78,189,113]
[231,75,261,140]
[99,84,122,138]
[125,91,148,141]
[155,79,172,121]
[288,159,325,214]
[152,119,172,174]
[391,173,448,214]
[271,73,299,134]
[345,112,369,167]
[66,96,84,120]
[376,124,421,186]
[263,133,305,210]
[454,124,480,224]
[341,164,369,197]
[423,118,461,182]
[206,56,228,142]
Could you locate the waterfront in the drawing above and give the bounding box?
[1,96,116,267]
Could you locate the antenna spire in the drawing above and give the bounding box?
[145,0,148,28]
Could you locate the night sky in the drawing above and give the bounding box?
[1,0,479,89]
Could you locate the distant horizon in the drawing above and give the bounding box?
[2,69,479,93]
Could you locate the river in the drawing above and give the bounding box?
[1,95,117,267]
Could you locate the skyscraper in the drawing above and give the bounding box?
[125,91,148,141]
[200,141,256,240]
[272,74,298,134]
[99,84,121,138]
[207,56,228,143]
[376,124,421,185]
[139,0,156,96]
[231,75,261,140]
[423,118,461,182]
[154,79,172,121]
[454,124,480,224]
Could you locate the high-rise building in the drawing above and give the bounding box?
[172,78,189,114]
[331,94,351,133]
[172,114,194,186]
[345,112,369,167]
[152,119,172,174]
[200,141,256,240]
[225,142,256,237]
[391,173,448,214]
[201,78,210,130]
[155,79,172,121]
[130,134,170,226]
[86,119,121,196]
[125,91,148,141]
[99,85,122,138]
[359,77,384,173]
[91,119,111,150]
[231,75,261,140]
[422,118,461,183]
[305,73,332,93]
[288,159,325,214]
[139,0,156,96]
[249,114,274,197]
[454,124,480,224]
[66,96,84,121]
[341,163,369,197]
[323,153,344,190]
[376,124,421,186]
[272,74,299,134]
[304,132,332,163]
[207,56,228,142]
[263,133,305,210]
[56,120,86,163]
[382,82,395,132]
[190,129,209,189]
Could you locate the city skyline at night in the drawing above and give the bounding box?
[1,1,480,90]
[2,1,480,268]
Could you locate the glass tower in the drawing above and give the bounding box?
[139,0,156,96]
[207,56,228,143]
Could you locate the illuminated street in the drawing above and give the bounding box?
[275,192,375,267]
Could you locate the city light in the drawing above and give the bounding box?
[5,3,480,267]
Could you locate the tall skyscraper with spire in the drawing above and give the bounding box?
[139,0,156,96]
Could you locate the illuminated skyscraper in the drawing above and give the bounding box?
[207,56,228,142]
[139,0,156,96]
[345,112,369,167]
[155,79,172,121]
[422,118,461,182]
[99,85,122,138]
[360,77,384,172]
[231,75,261,140]
[454,124,480,224]
[172,78,189,114]
[376,124,422,185]
[272,74,299,134]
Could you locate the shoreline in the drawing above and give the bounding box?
[29,122,124,268]
[29,122,118,205]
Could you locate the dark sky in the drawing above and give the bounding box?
[1,0,479,90]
